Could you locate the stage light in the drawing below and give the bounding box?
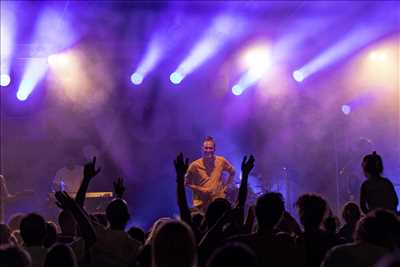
[48,53,72,67]
[131,39,162,86]
[1,2,17,83]
[232,84,242,96]
[240,44,270,72]
[16,90,28,101]
[170,72,184,85]
[16,58,48,101]
[292,70,304,82]
[293,26,392,81]
[369,50,387,62]
[0,73,11,87]
[17,7,77,101]
[232,42,272,95]
[130,72,143,85]
[171,14,244,83]
[341,104,351,115]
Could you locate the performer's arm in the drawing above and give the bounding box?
[185,164,208,194]
[223,159,236,188]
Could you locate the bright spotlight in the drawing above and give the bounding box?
[170,72,184,85]
[293,70,305,82]
[232,84,243,96]
[171,14,243,83]
[16,90,28,101]
[130,72,144,85]
[369,51,387,62]
[1,3,17,81]
[17,58,48,101]
[293,26,391,81]
[48,53,71,67]
[341,105,351,115]
[0,73,11,87]
[47,54,57,65]
[240,44,270,72]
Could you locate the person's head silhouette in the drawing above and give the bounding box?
[362,151,383,178]
[20,213,47,247]
[255,192,285,231]
[106,199,130,230]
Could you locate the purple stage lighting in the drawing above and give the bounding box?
[131,72,144,85]
[341,104,351,115]
[293,25,393,82]
[170,72,184,85]
[171,14,245,83]
[232,84,243,96]
[292,70,305,82]
[1,2,16,82]
[0,73,11,87]
[131,39,162,86]
[17,7,77,101]
[17,59,48,101]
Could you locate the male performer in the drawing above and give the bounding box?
[185,136,235,211]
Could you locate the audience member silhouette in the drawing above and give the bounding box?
[205,198,232,229]
[323,216,344,247]
[152,220,197,267]
[229,192,298,267]
[43,223,57,249]
[90,198,141,267]
[275,210,302,236]
[57,210,77,244]
[136,217,173,267]
[205,242,257,267]
[321,209,399,267]
[44,244,77,267]
[19,213,47,267]
[295,193,332,267]
[127,226,145,245]
[0,244,31,267]
[0,224,11,245]
[338,202,361,243]
[360,151,399,214]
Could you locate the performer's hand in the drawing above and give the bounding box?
[174,153,189,180]
[113,178,125,198]
[241,155,255,176]
[84,157,101,180]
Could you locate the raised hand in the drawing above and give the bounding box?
[84,157,101,180]
[174,153,189,179]
[113,178,125,198]
[241,155,255,176]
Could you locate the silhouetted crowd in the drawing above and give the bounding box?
[0,151,399,267]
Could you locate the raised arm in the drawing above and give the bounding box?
[174,153,192,226]
[236,155,255,210]
[223,159,236,188]
[75,157,101,208]
[55,191,96,246]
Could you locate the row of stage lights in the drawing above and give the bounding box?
[0,7,395,106]
[0,47,390,103]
